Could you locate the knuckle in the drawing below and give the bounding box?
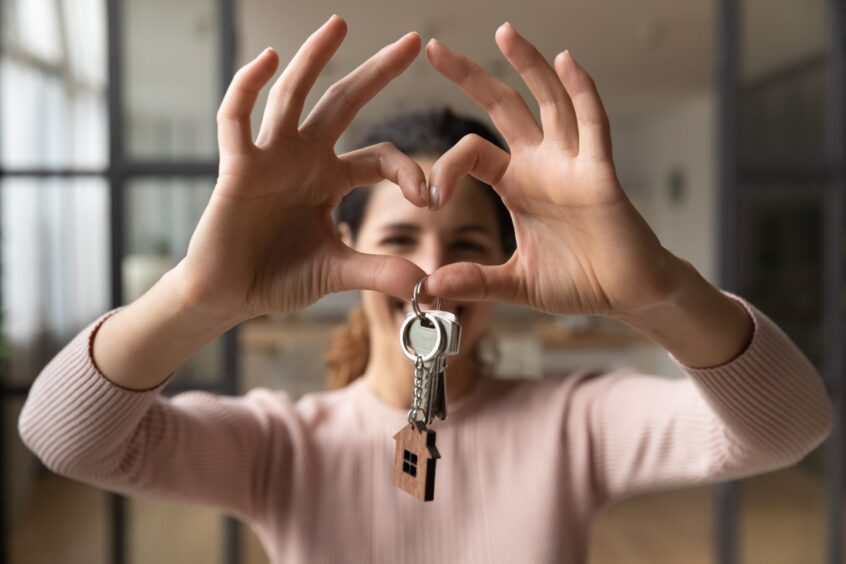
[325,81,353,105]
[375,141,397,154]
[216,107,235,125]
[231,65,250,85]
[462,133,484,148]
[270,80,299,103]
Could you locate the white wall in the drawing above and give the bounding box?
[613,92,717,283]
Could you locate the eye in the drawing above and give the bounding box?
[451,240,488,253]
[380,235,415,247]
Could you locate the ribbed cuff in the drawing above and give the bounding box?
[86,305,176,393]
[667,291,832,457]
[19,306,177,474]
[667,290,759,372]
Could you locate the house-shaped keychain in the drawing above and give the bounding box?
[393,420,441,502]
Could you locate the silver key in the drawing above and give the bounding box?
[402,311,461,424]
[400,313,442,425]
[402,314,444,424]
[428,356,447,421]
[404,313,459,361]
[423,312,460,421]
[399,278,463,426]
[427,310,461,356]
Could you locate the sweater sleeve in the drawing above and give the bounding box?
[17,305,298,525]
[569,292,833,509]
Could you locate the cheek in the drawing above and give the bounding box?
[459,303,495,348]
[361,290,410,341]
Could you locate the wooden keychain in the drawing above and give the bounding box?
[393,278,461,502]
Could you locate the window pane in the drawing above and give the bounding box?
[124,178,222,388]
[0,0,108,168]
[1,177,110,387]
[8,0,63,65]
[737,185,823,365]
[8,397,108,564]
[738,0,827,164]
[123,0,219,160]
[61,0,108,87]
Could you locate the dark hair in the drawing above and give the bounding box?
[324,107,514,390]
[333,107,516,256]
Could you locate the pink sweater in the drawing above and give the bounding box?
[18,293,832,563]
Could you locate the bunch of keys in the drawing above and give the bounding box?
[392,277,462,502]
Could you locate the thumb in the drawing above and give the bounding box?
[333,249,427,301]
[424,260,521,303]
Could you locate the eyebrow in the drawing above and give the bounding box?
[453,224,494,237]
[381,222,494,237]
[381,222,420,232]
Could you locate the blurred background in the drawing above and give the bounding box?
[0,0,843,562]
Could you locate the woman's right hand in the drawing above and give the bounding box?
[175,15,430,324]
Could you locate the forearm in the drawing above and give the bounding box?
[592,278,832,503]
[93,264,245,390]
[610,256,754,369]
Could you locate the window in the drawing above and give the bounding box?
[402,449,418,478]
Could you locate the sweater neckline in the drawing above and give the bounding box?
[348,372,493,421]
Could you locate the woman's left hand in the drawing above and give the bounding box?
[423,23,684,318]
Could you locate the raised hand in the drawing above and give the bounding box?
[176,15,430,324]
[423,23,682,318]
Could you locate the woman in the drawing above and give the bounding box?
[18,15,832,564]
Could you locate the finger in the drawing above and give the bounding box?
[332,249,427,300]
[554,50,612,160]
[494,22,579,149]
[424,260,522,304]
[425,37,541,147]
[217,47,280,153]
[256,14,347,143]
[427,134,510,210]
[300,32,422,143]
[338,142,429,207]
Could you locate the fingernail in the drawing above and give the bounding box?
[419,182,430,205]
[429,186,441,210]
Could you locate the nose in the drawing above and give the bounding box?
[410,236,447,276]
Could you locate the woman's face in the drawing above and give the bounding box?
[341,156,508,356]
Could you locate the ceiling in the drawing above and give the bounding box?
[236,0,826,148]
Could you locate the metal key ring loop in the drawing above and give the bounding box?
[399,313,444,363]
[412,276,441,320]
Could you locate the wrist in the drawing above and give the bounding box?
[609,258,754,369]
[92,265,244,391]
[608,248,692,320]
[167,261,250,333]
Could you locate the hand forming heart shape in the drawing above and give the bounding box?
[174,14,684,328]
[421,24,681,318]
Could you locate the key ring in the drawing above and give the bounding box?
[411,276,441,321]
[399,313,444,363]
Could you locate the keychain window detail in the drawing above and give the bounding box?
[402,450,418,477]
